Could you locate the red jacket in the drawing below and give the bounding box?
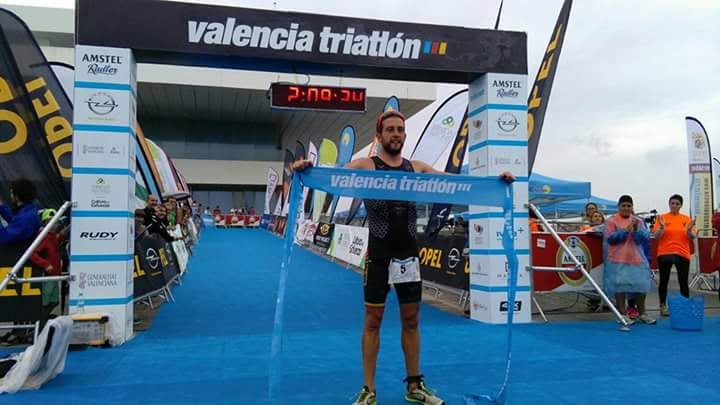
[30,231,62,276]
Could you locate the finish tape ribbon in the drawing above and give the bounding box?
[268,166,520,404]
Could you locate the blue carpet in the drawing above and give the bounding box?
[2,228,720,404]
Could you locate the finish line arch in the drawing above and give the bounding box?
[70,0,530,344]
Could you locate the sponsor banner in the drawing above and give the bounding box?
[70,217,132,255]
[528,0,573,172]
[76,0,527,82]
[313,221,334,250]
[469,113,487,144]
[469,254,530,288]
[281,149,295,215]
[303,221,318,243]
[0,44,68,207]
[295,219,311,244]
[274,216,288,236]
[487,74,527,106]
[328,125,356,220]
[70,260,132,300]
[134,124,163,198]
[469,145,527,177]
[714,158,720,208]
[531,233,604,292]
[423,112,472,236]
[260,214,272,229]
[72,174,132,211]
[468,217,529,251]
[328,224,368,267]
[416,233,469,290]
[470,290,531,324]
[0,243,43,322]
[0,9,74,194]
[73,132,131,169]
[686,117,713,237]
[146,139,180,196]
[74,87,132,128]
[137,233,181,285]
[303,142,318,214]
[489,109,527,141]
[311,139,338,222]
[411,90,468,166]
[265,168,280,215]
[74,45,135,88]
[298,167,510,207]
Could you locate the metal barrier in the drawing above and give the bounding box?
[528,203,628,327]
[0,201,72,341]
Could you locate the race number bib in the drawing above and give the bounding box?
[388,257,421,285]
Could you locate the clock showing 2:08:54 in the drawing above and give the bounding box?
[270,83,367,112]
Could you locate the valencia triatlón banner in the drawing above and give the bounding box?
[686,116,713,237]
[270,167,519,402]
[527,0,573,173]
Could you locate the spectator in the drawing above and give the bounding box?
[143,195,159,227]
[0,179,40,344]
[248,206,256,215]
[147,205,176,243]
[165,198,177,228]
[0,178,40,245]
[529,210,545,232]
[652,194,696,317]
[603,195,655,327]
[584,202,599,224]
[29,209,62,327]
[581,211,605,232]
[213,206,222,217]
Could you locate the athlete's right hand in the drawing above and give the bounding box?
[291,159,313,172]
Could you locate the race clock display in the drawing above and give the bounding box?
[270,83,366,113]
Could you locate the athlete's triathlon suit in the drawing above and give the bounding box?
[363,156,422,307]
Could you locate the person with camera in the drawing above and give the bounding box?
[603,195,655,328]
[652,194,695,316]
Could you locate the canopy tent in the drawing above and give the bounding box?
[536,195,617,218]
[529,173,591,205]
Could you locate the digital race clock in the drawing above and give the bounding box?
[270,83,367,113]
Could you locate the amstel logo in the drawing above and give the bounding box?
[555,235,592,287]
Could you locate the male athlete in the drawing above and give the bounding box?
[294,110,514,405]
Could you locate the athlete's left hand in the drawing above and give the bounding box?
[499,171,515,183]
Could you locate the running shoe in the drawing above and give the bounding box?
[660,304,670,317]
[627,307,640,319]
[405,381,444,405]
[638,313,657,325]
[353,386,377,405]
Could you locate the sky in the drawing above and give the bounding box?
[5,0,720,212]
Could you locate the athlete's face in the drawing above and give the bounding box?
[377,116,406,156]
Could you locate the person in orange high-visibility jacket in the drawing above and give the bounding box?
[652,194,696,317]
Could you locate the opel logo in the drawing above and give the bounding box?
[86,92,118,115]
[447,248,461,269]
[146,248,160,269]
